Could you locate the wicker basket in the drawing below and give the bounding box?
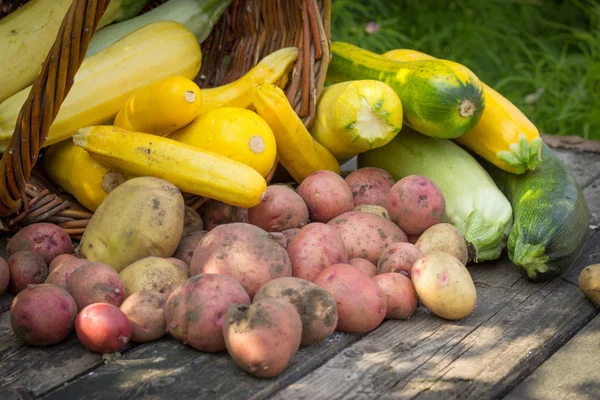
[0,0,331,238]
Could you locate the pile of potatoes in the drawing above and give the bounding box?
[2,171,479,378]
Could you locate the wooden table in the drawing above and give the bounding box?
[1,148,599,400]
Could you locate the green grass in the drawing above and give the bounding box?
[329,0,600,140]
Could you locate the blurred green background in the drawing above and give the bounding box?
[329,0,600,140]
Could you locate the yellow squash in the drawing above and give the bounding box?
[251,83,340,183]
[168,107,277,177]
[310,80,403,163]
[114,76,202,136]
[73,126,267,208]
[383,49,542,174]
[200,47,298,113]
[0,20,202,151]
[44,141,126,212]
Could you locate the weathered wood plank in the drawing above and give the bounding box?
[42,330,362,400]
[505,313,600,400]
[0,293,14,313]
[563,228,600,286]
[271,257,598,399]
[552,149,600,189]
[583,177,600,225]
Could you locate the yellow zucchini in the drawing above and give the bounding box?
[113,76,202,136]
[383,49,542,174]
[200,47,298,113]
[73,126,267,208]
[310,80,403,163]
[44,141,126,212]
[168,107,277,177]
[0,21,202,151]
[251,83,340,183]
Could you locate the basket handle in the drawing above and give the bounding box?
[0,0,110,217]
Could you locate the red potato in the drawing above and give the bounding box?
[372,273,418,320]
[248,184,309,232]
[353,205,390,220]
[120,290,167,343]
[0,257,9,295]
[254,277,338,345]
[165,274,251,352]
[49,254,81,272]
[8,251,48,294]
[387,175,446,236]
[45,257,88,288]
[281,228,300,244]
[377,242,424,276]
[224,298,302,378]
[75,303,132,353]
[345,167,395,207]
[191,223,292,298]
[328,211,407,264]
[172,230,208,265]
[287,223,348,282]
[201,199,248,231]
[10,284,78,345]
[67,262,126,309]
[6,223,73,264]
[314,263,387,333]
[167,258,190,278]
[183,206,204,236]
[348,258,377,278]
[407,235,420,245]
[297,170,354,223]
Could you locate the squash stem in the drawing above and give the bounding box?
[497,135,543,174]
[459,100,476,117]
[510,241,550,279]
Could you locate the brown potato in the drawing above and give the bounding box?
[254,277,338,345]
[415,223,469,266]
[345,167,395,207]
[8,251,48,294]
[248,184,309,232]
[120,290,167,343]
[328,211,407,264]
[166,257,190,278]
[287,223,348,282]
[297,170,354,223]
[6,223,73,264]
[119,257,188,297]
[578,264,600,305]
[377,242,423,276]
[352,205,390,220]
[224,298,302,378]
[372,273,418,320]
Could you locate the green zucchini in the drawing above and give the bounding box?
[482,143,589,281]
[358,128,513,262]
[326,42,485,139]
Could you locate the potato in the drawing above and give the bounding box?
[328,211,407,264]
[191,223,292,298]
[119,256,188,297]
[172,230,207,265]
[407,234,420,245]
[281,228,300,244]
[411,251,476,320]
[345,167,395,207]
[373,273,418,320]
[348,258,377,278]
[165,274,250,352]
[8,251,48,294]
[45,257,88,288]
[387,175,446,236]
[287,223,348,282]
[49,254,80,272]
[10,284,78,345]
[67,262,126,309]
[578,264,600,305]
[119,290,166,343]
[297,170,354,223]
[415,223,469,266]
[254,277,338,345]
[75,303,132,353]
[80,177,185,272]
[377,242,423,276]
[353,205,390,220]
[202,199,248,231]
[7,223,73,264]
[0,257,10,295]
[248,184,309,232]
[183,206,204,236]
[224,298,302,378]
[314,263,387,333]
[167,257,190,278]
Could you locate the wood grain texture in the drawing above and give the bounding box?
[505,314,600,400]
[548,149,600,190]
[0,293,14,313]
[563,229,600,285]
[583,177,600,225]
[271,255,598,400]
